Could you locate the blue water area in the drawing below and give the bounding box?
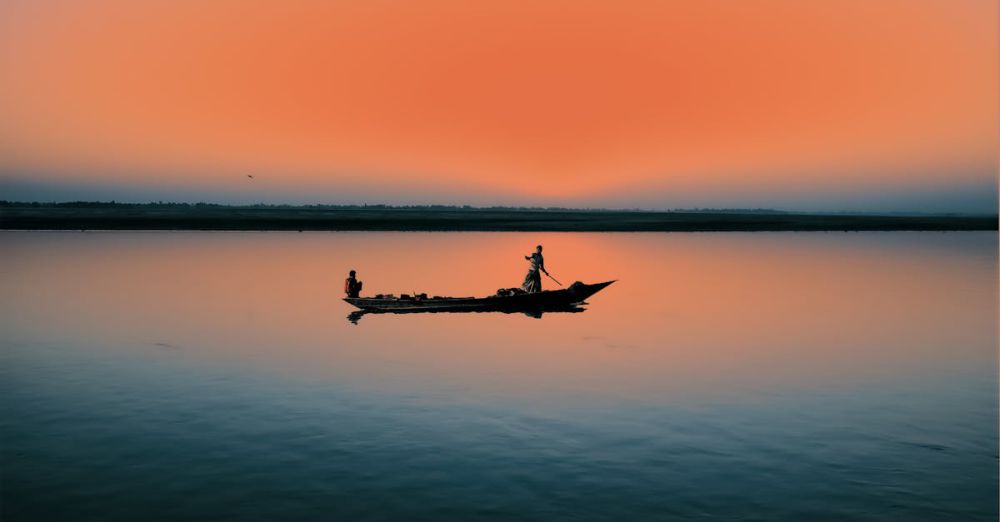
[1,231,997,521]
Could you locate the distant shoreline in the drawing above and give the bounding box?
[1,204,995,231]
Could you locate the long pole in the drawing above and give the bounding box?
[544,272,563,287]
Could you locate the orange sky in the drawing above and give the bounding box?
[0,0,997,210]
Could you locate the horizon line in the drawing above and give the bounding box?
[1,200,996,218]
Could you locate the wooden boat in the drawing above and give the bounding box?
[344,280,614,313]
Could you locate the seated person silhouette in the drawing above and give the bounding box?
[344,270,363,298]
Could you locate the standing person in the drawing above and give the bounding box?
[522,245,549,293]
[344,270,363,298]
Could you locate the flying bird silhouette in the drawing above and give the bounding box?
[246,174,254,180]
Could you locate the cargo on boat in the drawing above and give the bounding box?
[344,280,615,313]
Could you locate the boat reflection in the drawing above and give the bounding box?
[348,303,589,324]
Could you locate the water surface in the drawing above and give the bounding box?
[1,231,996,521]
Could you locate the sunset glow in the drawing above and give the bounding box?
[1,0,996,210]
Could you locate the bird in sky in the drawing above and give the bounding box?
[246,174,254,180]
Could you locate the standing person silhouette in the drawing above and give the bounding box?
[521,245,549,293]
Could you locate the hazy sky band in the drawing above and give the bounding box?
[1,0,996,211]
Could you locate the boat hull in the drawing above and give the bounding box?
[344,280,614,312]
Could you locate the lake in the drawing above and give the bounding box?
[1,231,996,521]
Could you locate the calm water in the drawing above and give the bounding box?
[1,231,996,521]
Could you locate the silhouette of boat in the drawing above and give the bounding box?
[344,280,615,315]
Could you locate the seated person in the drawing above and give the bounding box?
[344,270,363,298]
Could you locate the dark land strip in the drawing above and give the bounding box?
[0,205,995,231]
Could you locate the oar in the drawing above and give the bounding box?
[544,271,563,287]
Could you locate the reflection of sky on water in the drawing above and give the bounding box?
[1,231,996,520]
[2,231,995,403]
